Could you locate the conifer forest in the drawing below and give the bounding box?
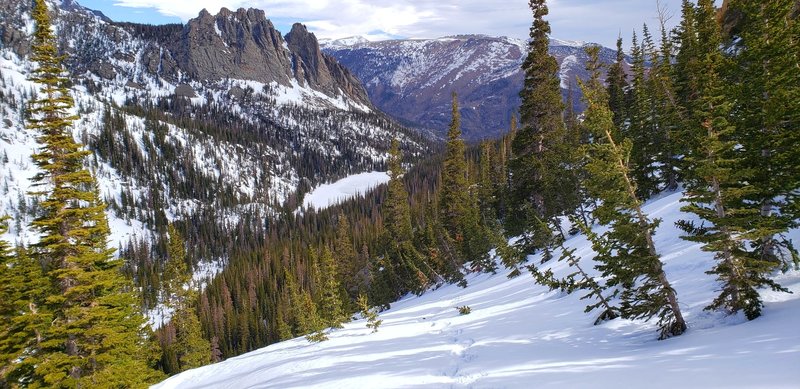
[0,0,798,387]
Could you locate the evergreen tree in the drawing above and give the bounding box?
[438,95,492,272]
[650,17,682,192]
[674,0,703,163]
[478,141,495,220]
[334,212,361,298]
[528,218,619,325]
[1,219,49,385]
[678,0,791,320]
[606,36,628,129]
[367,255,396,309]
[163,224,189,306]
[161,225,210,372]
[624,27,661,199]
[726,0,800,269]
[172,312,210,371]
[439,93,471,245]
[580,45,686,339]
[356,294,382,333]
[22,0,161,384]
[507,0,579,252]
[0,218,12,384]
[379,139,432,296]
[0,243,50,385]
[317,247,346,329]
[284,268,322,336]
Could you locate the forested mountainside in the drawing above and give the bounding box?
[160,0,799,386]
[1,0,798,387]
[0,0,429,263]
[322,35,620,140]
[0,1,430,382]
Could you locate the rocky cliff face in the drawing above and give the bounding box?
[0,0,371,107]
[174,8,292,86]
[323,36,620,140]
[284,23,370,103]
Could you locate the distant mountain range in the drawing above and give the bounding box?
[322,35,622,140]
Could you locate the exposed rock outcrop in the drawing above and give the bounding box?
[0,1,372,108]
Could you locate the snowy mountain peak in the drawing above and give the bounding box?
[319,35,371,49]
[323,35,617,139]
[550,38,590,47]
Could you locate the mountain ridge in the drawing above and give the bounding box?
[322,35,621,140]
[0,0,429,319]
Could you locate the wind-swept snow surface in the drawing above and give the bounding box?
[301,171,390,211]
[154,191,800,388]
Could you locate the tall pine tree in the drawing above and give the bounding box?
[160,225,210,373]
[440,93,471,247]
[606,36,628,129]
[317,247,346,329]
[580,45,686,339]
[726,0,800,269]
[678,0,790,320]
[377,139,432,297]
[507,0,579,253]
[19,1,161,385]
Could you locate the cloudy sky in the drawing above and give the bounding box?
[79,0,691,48]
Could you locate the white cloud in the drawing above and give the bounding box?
[109,0,690,47]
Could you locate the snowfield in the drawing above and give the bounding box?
[154,190,800,388]
[301,171,390,211]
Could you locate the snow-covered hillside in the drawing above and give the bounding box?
[0,0,428,254]
[152,190,800,388]
[1,0,427,328]
[301,171,390,211]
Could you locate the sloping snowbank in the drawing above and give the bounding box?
[301,171,390,211]
[154,191,800,388]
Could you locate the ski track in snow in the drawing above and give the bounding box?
[153,191,800,389]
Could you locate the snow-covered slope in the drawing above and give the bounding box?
[152,191,800,388]
[301,171,390,211]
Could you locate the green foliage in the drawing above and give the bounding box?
[0,222,52,386]
[6,1,162,385]
[380,139,433,297]
[305,330,329,343]
[456,305,471,315]
[440,93,471,237]
[317,247,346,329]
[526,217,619,325]
[335,212,363,300]
[507,0,582,255]
[439,94,494,273]
[157,225,210,374]
[356,294,382,333]
[579,45,686,340]
[676,0,792,320]
[725,0,800,270]
[606,37,628,129]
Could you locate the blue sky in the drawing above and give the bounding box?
[76,0,697,48]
